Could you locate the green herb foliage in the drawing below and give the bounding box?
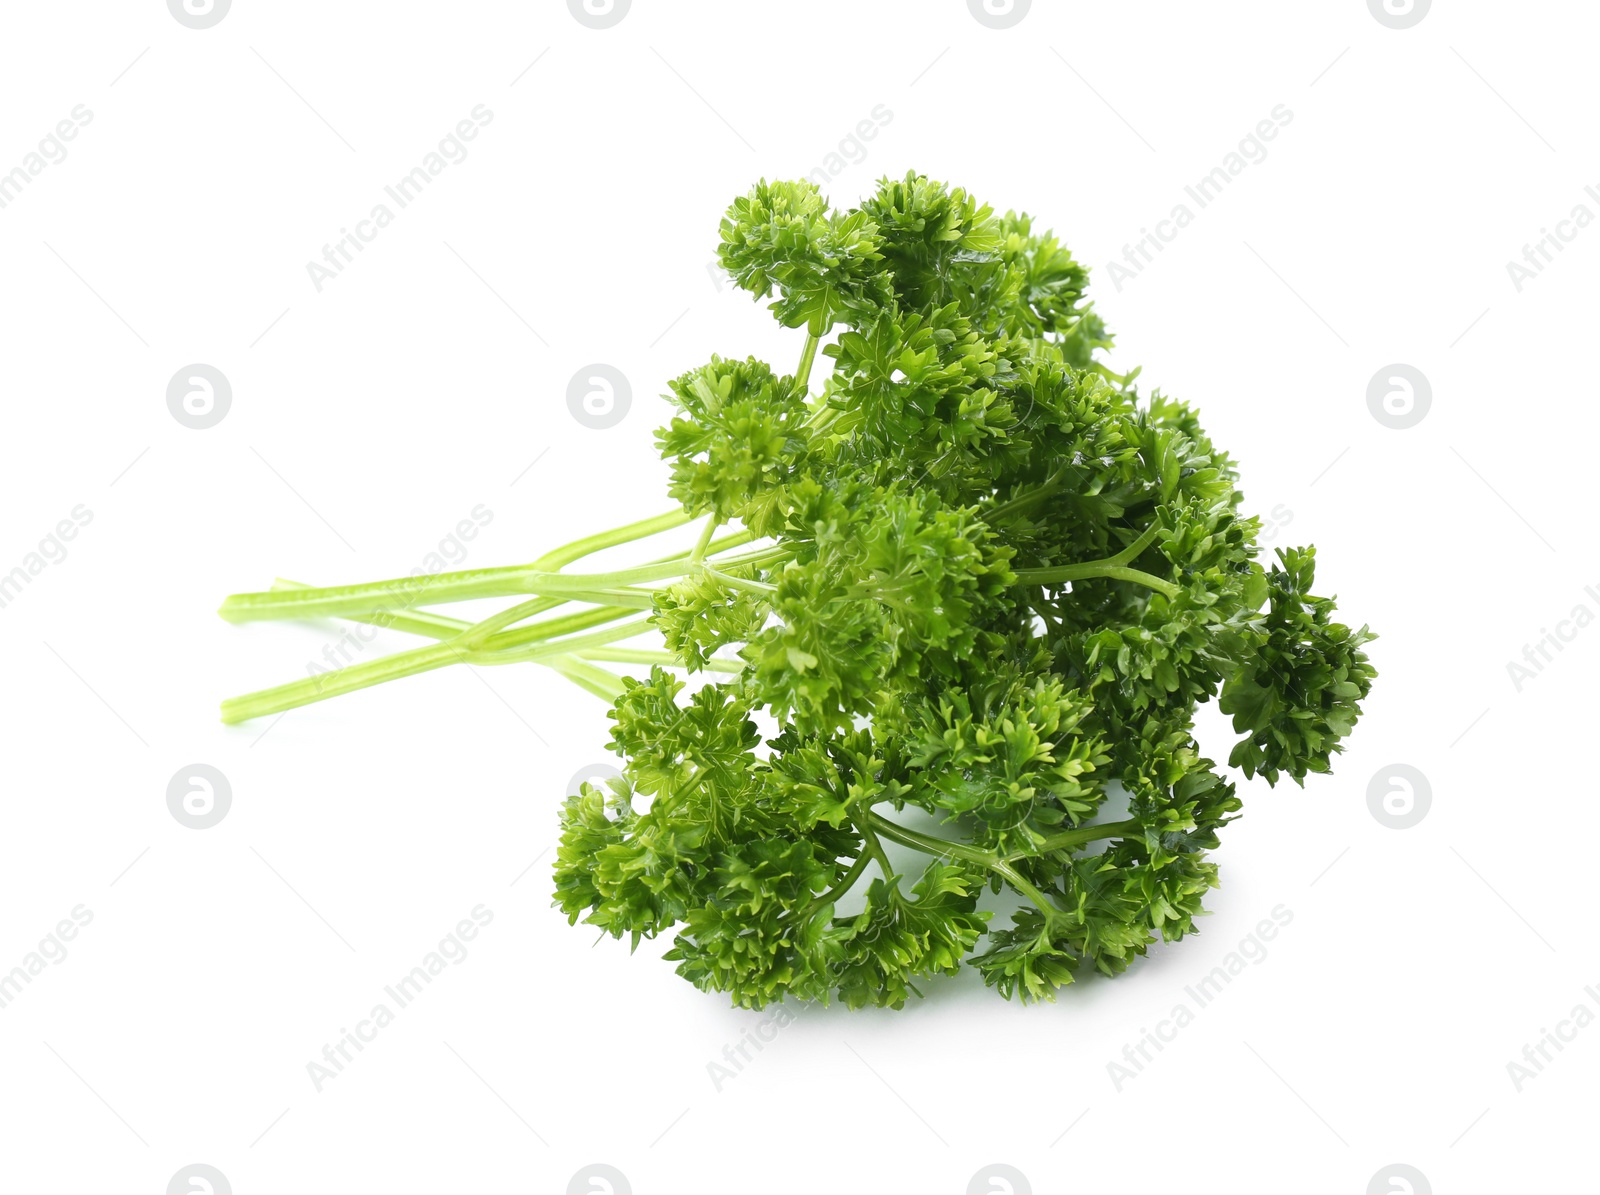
[220,173,1375,1009]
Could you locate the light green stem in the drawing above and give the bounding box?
[541,655,629,702]
[576,647,743,675]
[221,610,647,723]
[273,579,471,640]
[220,561,693,624]
[795,332,819,392]
[702,565,779,597]
[1005,818,1143,862]
[222,519,777,721]
[471,618,652,666]
[866,812,1066,925]
[532,508,693,571]
[865,812,999,871]
[1012,563,1180,600]
[689,515,720,564]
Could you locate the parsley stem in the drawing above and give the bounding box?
[989,861,1066,924]
[1012,563,1180,600]
[272,579,474,639]
[701,565,778,596]
[855,814,898,879]
[865,813,998,871]
[984,465,1073,521]
[532,508,693,571]
[688,515,720,564]
[866,813,1066,923]
[461,617,654,666]
[222,533,774,721]
[1101,521,1163,568]
[793,850,874,922]
[795,332,820,393]
[1005,818,1142,862]
[220,557,744,623]
[540,655,629,702]
[220,607,644,723]
[574,647,743,675]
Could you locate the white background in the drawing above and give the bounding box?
[1,2,1595,1192]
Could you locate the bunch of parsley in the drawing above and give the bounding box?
[220,173,1375,1008]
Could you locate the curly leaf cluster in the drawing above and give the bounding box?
[555,172,1375,1009]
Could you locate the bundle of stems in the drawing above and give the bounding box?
[217,510,769,724]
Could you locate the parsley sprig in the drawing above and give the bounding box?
[220,173,1375,1008]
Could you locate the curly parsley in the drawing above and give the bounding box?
[220,172,1375,1008]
